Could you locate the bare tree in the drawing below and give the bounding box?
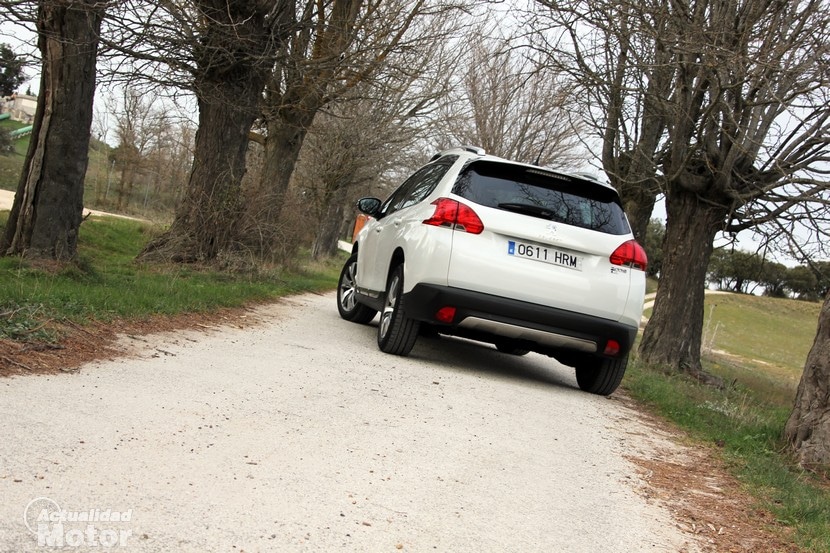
[295,51,455,258]
[528,0,674,241]
[534,0,830,382]
[275,19,461,260]
[113,0,290,262]
[435,33,585,169]
[2,0,105,260]
[103,0,463,263]
[110,87,159,210]
[251,0,468,239]
[141,117,194,216]
[637,0,830,381]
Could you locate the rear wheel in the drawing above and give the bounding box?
[574,355,628,396]
[337,253,377,324]
[377,264,420,355]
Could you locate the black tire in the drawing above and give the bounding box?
[495,340,530,356]
[377,264,420,355]
[574,355,628,396]
[337,253,377,324]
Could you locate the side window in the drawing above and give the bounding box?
[380,156,457,216]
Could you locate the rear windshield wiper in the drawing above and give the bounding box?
[497,202,560,221]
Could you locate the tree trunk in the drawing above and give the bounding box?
[638,185,728,381]
[617,180,657,244]
[137,0,272,263]
[311,186,348,259]
[257,111,315,223]
[785,292,830,469]
[1,0,103,260]
[139,98,260,262]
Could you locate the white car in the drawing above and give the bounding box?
[336,146,647,395]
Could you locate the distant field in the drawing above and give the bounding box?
[703,293,818,372]
[700,292,820,406]
[643,290,820,404]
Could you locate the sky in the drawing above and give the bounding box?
[1,19,39,93]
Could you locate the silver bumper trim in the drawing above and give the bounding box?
[457,317,597,353]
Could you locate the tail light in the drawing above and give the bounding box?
[610,240,647,271]
[422,198,484,234]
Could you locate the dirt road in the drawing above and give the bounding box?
[0,292,700,552]
[0,189,144,221]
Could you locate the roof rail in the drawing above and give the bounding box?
[430,145,486,162]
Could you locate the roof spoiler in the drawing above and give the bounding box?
[430,145,486,162]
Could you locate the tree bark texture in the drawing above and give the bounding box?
[785,292,830,469]
[142,100,258,262]
[638,185,728,379]
[1,0,103,260]
[256,111,315,223]
[616,179,657,244]
[311,184,349,259]
[256,0,364,229]
[138,0,273,263]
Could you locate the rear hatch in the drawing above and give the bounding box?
[445,161,638,322]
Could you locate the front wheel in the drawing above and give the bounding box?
[377,264,420,355]
[337,253,377,324]
[574,355,628,396]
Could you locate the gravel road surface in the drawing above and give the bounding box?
[0,292,698,552]
[0,189,143,221]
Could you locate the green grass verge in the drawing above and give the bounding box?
[625,355,830,550]
[0,215,343,342]
[633,289,828,550]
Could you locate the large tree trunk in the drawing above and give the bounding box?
[255,109,316,223]
[1,0,103,260]
[616,180,657,244]
[138,0,272,263]
[311,185,349,259]
[255,0,364,235]
[140,99,259,262]
[785,292,830,469]
[638,185,728,381]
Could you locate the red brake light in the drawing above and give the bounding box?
[423,198,484,234]
[610,240,647,271]
[603,339,621,356]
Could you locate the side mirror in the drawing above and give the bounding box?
[356,197,382,216]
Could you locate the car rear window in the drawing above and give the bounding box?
[452,161,631,235]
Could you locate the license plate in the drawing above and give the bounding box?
[507,240,582,270]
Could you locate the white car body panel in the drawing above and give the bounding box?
[354,149,646,327]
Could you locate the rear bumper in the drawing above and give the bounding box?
[402,284,638,357]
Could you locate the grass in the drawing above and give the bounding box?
[627,291,830,551]
[0,214,343,342]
